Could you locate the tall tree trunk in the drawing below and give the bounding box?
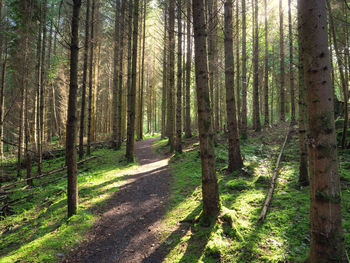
[207,0,218,135]
[192,0,220,221]
[253,0,261,131]
[161,3,168,139]
[139,0,146,141]
[185,0,192,138]
[241,0,247,137]
[167,0,175,152]
[264,0,269,126]
[24,72,32,186]
[0,0,3,161]
[235,0,241,129]
[112,0,120,149]
[117,0,126,149]
[279,0,285,122]
[79,0,90,158]
[300,0,344,260]
[327,0,348,149]
[0,47,6,161]
[126,0,139,162]
[35,13,42,152]
[288,0,295,124]
[175,0,182,153]
[38,0,47,175]
[87,0,95,156]
[66,0,82,218]
[297,0,308,186]
[224,0,243,172]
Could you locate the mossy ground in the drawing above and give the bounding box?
[154,125,350,262]
[0,146,137,263]
[1,124,349,262]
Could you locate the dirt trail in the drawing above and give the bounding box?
[63,138,171,263]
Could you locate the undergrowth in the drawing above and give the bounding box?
[155,126,350,262]
[0,146,137,263]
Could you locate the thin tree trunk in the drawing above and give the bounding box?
[235,0,241,129]
[279,0,285,122]
[66,0,82,218]
[300,0,344,260]
[161,3,167,139]
[117,0,126,149]
[79,0,90,157]
[185,0,192,138]
[87,0,95,156]
[264,0,269,127]
[112,0,120,149]
[167,0,175,152]
[38,0,47,175]
[139,0,146,140]
[175,0,182,153]
[253,0,261,132]
[297,0,308,186]
[241,0,247,137]
[327,0,348,149]
[126,0,139,162]
[288,0,295,124]
[0,47,6,161]
[192,0,220,220]
[224,0,243,172]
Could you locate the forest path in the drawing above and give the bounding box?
[63,137,171,263]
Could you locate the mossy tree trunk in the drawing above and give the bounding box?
[224,0,243,173]
[300,0,344,260]
[192,0,220,220]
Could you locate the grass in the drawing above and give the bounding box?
[154,127,350,262]
[0,146,137,263]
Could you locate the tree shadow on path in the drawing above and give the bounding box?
[62,138,173,263]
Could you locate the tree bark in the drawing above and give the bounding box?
[327,0,348,149]
[297,0,308,187]
[253,0,261,132]
[192,0,220,220]
[126,0,139,162]
[66,0,82,218]
[117,0,126,149]
[264,0,269,127]
[279,0,285,122]
[241,0,247,137]
[161,3,168,139]
[175,0,182,153]
[185,0,192,138]
[87,0,95,156]
[38,0,47,175]
[224,0,243,172]
[112,0,120,149]
[79,0,90,158]
[167,0,175,152]
[288,0,295,124]
[139,0,146,141]
[300,0,344,260]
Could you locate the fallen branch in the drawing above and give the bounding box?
[258,125,293,223]
[0,156,97,190]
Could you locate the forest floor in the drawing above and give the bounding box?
[1,123,350,262]
[62,137,172,263]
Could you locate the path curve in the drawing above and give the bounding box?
[63,138,171,263]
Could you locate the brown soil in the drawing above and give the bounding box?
[62,138,171,263]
